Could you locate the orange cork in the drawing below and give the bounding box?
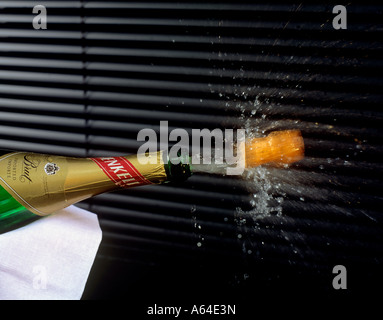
[245,130,304,168]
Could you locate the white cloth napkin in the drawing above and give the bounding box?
[0,205,102,300]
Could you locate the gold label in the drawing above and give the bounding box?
[0,151,167,216]
[0,152,69,216]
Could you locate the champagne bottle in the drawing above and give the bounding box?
[0,150,191,234]
[0,130,304,234]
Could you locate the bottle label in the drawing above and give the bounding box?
[91,156,153,188]
[0,151,167,216]
[0,152,69,216]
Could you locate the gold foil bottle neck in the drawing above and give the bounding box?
[0,151,167,216]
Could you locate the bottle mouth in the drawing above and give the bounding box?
[164,151,192,183]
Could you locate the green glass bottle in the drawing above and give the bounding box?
[0,149,191,234]
[0,184,40,234]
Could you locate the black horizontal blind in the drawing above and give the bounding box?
[0,0,86,156]
[1,1,382,303]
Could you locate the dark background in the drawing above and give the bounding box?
[1,0,382,312]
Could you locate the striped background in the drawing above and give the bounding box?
[1,1,382,305]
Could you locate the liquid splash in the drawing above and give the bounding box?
[226,86,292,223]
[218,84,309,283]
